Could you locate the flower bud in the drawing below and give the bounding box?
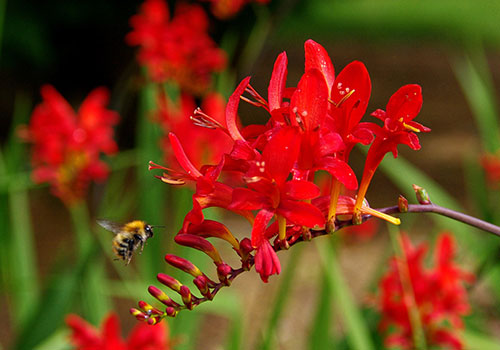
[175,234,223,264]
[165,307,178,317]
[157,273,182,293]
[413,184,431,204]
[165,254,203,277]
[180,285,193,310]
[239,238,253,255]
[217,263,232,286]
[398,195,409,213]
[193,275,213,299]
[148,285,180,308]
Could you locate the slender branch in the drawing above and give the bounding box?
[379,204,500,237]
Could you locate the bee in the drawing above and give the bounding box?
[97,219,159,265]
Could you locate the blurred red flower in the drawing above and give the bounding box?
[127,0,226,95]
[157,91,232,169]
[66,313,170,350]
[378,233,473,350]
[22,85,118,205]
[200,0,270,19]
[480,153,500,187]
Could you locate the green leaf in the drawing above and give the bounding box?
[14,245,97,350]
[316,238,375,350]
[451,53,500,153]
[308,268,334,350]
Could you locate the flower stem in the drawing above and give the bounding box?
[380,203,500,237]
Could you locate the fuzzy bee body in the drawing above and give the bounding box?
[97,219,154,265]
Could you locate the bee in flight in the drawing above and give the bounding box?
[97,219,160,265]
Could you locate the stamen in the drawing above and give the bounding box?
[329,89,356,108]
[361,206,401,225]
[403,122,420,133]
[245,84,268,107]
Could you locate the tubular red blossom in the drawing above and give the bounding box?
[23,85,119,205]
[377,233,472,350]
[354,84,430,214]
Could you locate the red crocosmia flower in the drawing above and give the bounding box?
[23,85,118,205]
[378,233,472,350]
[66,313,170,350]
[157,91,232,169]
[127,0,226,95]
[354,84,430,213]
[480,152,500,187]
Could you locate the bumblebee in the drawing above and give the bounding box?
[97,219,156,265]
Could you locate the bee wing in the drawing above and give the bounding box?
[97,219,123,235]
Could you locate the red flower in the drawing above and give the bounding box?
[22,85,118,205]
[354,84,430,213]
[378,233,473,350]
[66,313,170,350]
[127,0,226,95]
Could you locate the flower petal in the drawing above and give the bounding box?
[268,52,288,112]
[284,179,320,200]
[386,84,422,122]
[290,68,329,131]
[226,77,250,142]
[277,199,325,228]
[331,61,371,129]
[230,187,271,210]
[304,39,335,93]
[262,126,300,185]
[315,156,358,190]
